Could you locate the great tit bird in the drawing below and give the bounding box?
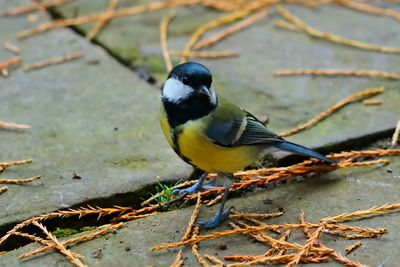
[159,62,334,228]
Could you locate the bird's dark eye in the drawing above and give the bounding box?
[182,76,189,85]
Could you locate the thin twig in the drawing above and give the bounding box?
[170,50,239,59]
[86,0,118,41]
[276,5,400,54]
[279,87,384,137]
[391,119,400,147]
[1,0,73,16]
[17,1,198,39]
[274,69,400,80]
[272,19,300,31]
[321,203,400,223]
[362,99,382,105]
[336,0,400,22]
[0,120,30,130]
[0,175,41,185]
[0,186,7,194]
[3,43,21,54]
[180,0,278,62]
[194,8,269,50]
[160,12,176,72]
[171,249,184,267]
[182,192,202,241]
[191,226,210,267]
[23,52,82,72]
[345,240,362,254]
[0,56,21,76]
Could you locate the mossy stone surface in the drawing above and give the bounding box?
[0,0,192,229]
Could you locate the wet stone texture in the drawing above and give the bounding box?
[0,0,400,266]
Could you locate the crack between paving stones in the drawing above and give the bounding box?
[46,8,162,88]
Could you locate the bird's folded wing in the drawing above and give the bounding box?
[206,107,282,147]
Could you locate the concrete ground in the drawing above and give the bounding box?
[0,0,399,266]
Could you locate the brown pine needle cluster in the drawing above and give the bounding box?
[279,87,384,137]
[152,203,398,266]
[0,205,131,248]
[22,52,82,72]
[140,148,399,208]
[19,223,124,260]
[274,69,400,80]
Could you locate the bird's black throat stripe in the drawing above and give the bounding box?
[162,96,216,128]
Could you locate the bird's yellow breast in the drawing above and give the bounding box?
[178,119,260,173]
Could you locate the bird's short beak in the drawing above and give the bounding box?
[197,86,210,99]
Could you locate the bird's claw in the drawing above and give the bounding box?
[195,206,232,229]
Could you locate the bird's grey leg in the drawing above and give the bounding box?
[172,172,208,196]
[196,174,233,229]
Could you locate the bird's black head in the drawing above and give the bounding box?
[162,62,217,128]
[168,62,212,90]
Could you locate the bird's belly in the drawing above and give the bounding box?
[178,128,260,173]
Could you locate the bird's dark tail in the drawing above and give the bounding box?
[274,140,335,164]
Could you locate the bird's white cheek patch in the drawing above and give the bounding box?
[162,78,193,103]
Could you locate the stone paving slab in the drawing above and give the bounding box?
[54,1,400,149]
[0,0,192,228]
[2,155,400,266]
